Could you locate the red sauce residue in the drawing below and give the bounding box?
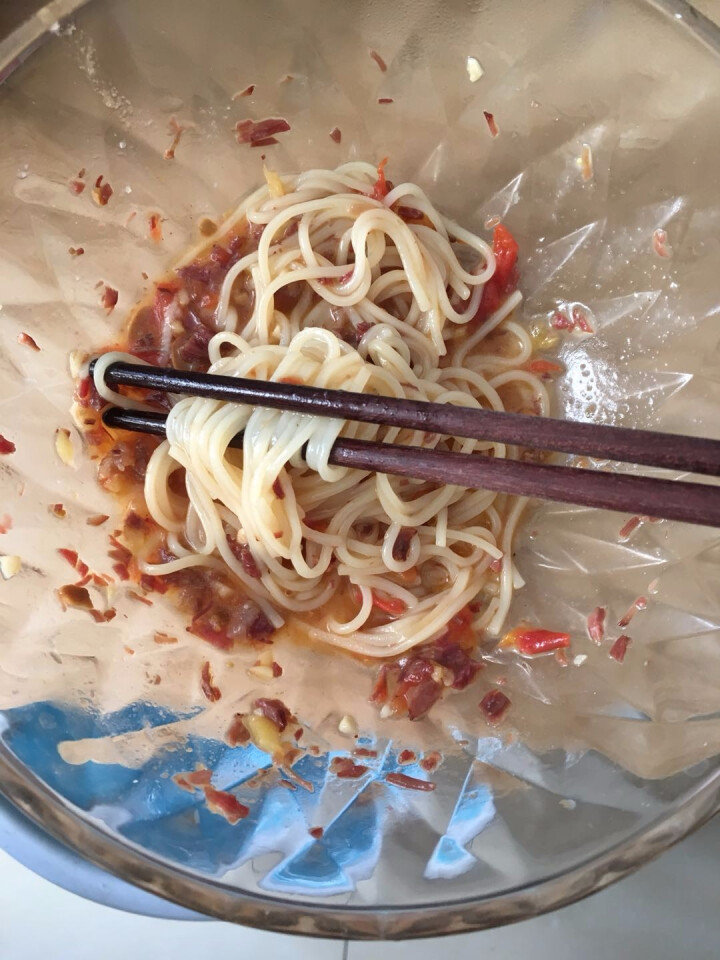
[331,756,369,779]
[587,606,606,644]
[309,826,324,839]
[483,110,499,137]
[235,117,291,148]
[480,688,511,723]
[609,634,631,663]
[385,772,436,792]
[129,590,153,606]
[203,785,249,824]
[200,661,222,702]
[618,596,648,629]
[149,213,163,243]
[271,660,283,677]
[50,503,66,518]
[369,49,387,72]
[329,127,342,144]
[92,175,113,206]
[225,713,251,746]
[0,434,16,455]
[18,332,40,351]
[420,751,442,773]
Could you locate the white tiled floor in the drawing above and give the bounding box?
[1,815,719,959]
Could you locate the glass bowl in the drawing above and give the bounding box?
[1,0,720,939]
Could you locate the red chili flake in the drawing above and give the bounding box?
[153,632,178,645]
[369,49,388,72]
[0,434,16,455]
[550,311,574,330]
[329,127,342,144]
[272,476,285,499]
[0,514,12,534]
[377,97,394,104]
[235,117,291,147]
[353,747,377,758]
[254,697,293,731]
[579,144,593,182]
[203,785,249,824]
[225,713,251,747]
[104,608,117,622]
[370,589,406,616]
[129,590,153,607]
[331,757,369,779]
[86,514,109,526]
[398,749,417,765]
[101,284,118,312]
[480,689,511,722]
[69,179,86,195]
[271,661,283,678]
[392,527,416,563]
[586,606,606,644]
[17,332,40,351]
[609,634,632,663]
[232,84,256,99]
[385,772,436,792]
[652,228,671,259]
[420,751,442,773]
[50,503,66,518]
[68,246,85,257]
[226,535,262,578]
[200,661,222,702]
[112,562,130,581]
[92,176,113,206]
[163,117,187,160]
[293,727,304,741]
[571,306,594,333]
[309,826,324,839]
[619,515,642,541]
[503,626,571,655]
[56,584,94,613]
[618,596,648,629]
[483,110,499,137]
[148,213,163,243]
[524,359,563,376]
[172,775,194,793]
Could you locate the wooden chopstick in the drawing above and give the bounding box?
[102,407,720,528]
[92,359,720,477]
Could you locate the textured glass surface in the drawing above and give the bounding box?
[0,0,719,938]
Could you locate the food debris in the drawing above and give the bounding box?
[0,434,16,455]
[369,49,387,72]
[652,228,671,259]
[0,556,21,580]
[86,514,109,526]
[153,631,178,645]
[398,749,417,765]
[338,714,358,737]
[420,751,442,773]
[329,126,342,144]
[232,84,256,99]
[578,143,593,181]
[92,175,113,206]
[262,163,285,198]
[235,117,291,148]
[148,213,163,243]
[200,661,222,702]
[550,304,594,334]
[69,178,86,195]
[50,503,67,518]
[163,117,187,160]
[203,786,249,824]
[330,756,369,779]
[54,428,74,465]
[385,772,436,792]
[225,713,251,747]
[618,596,648,629]
[466,56,484,82]
[480,688,511,722]
[18,332,40,351]
[483,110,499,137]
[101,284,119,312]
[68,246,85,257]
[377,97,394,104]
[609,634,632,663]
[309,826,324,839]
[586,606,606,644]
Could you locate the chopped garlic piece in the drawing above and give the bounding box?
[466,56,484,83]
[247,664,275,682]
[338,714,358,737]
[573,654,588,666]
[55,427,74,466]
[245,713,284,756]
[263,163,285,198]
[68,350,87,379]
[0,555,21,580]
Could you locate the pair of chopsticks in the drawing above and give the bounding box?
[91,359,720,528]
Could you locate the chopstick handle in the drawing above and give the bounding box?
[95,360,720,477]
[102,408,720,529]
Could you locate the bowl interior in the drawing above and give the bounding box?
[1,0,720,938]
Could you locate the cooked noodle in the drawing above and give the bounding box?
[93,162,547,658]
